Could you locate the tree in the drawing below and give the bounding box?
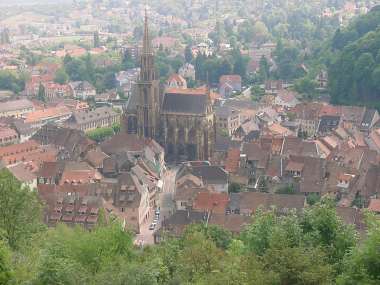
[184,44,193,63]
[0,71,24,93]
[94,31,100,48]
[0,241,12,284]
[294,77,318,96]
[0,169,43,249]
[122,49,135,69]
[276,184,295,195]
[258,56,270,83]
[54,68,69,84]
[337,215,380,284]
[231,49,248,79]
[228,182,242,193]
[37,82,46,102]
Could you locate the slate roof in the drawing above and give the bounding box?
[177,164,228,185]
[100,133,145,155]
[70,107,118,125]
[162,92,208,114]
[0,99,33,113]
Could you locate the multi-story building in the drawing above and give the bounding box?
[0,99,34,118]
[65,107,120,133]
[215,105,240,136]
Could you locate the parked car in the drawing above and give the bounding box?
[149,222,157,230]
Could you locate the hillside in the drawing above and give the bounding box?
[328,6,380,108]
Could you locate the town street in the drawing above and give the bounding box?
[135,166,178,246]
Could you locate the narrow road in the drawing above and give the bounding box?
[134,167,178,246]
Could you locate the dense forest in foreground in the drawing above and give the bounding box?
[1,169,380,284]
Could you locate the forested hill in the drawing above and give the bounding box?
[328,6,380,108]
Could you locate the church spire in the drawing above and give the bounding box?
[142,7,152,55]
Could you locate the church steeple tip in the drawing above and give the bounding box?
[143,7,152,55]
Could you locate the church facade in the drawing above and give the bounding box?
[123,11,215,162]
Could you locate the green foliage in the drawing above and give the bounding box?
[337,214,380,285]
[54,68,69,84]
[36,223,134,284]
[2,199,380,284]
[0,71,25,93]
[37,82,46,102]
[0,241,12,284]
[0,169,43,249]
[276,184,296,194]
[306,193,321,206]
[86,126,115,142]
[228,182,242,193]
[122,49,136,69]
[63,53,121,93]
[294,77,318,97]
[327,7,380,108]
[194,48,248,84]
[93,31,100,48]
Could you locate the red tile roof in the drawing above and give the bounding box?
[225,148,240,173]
[368,199,380,213]
[193,192,229,214]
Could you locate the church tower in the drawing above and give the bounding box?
[136,9,160,139]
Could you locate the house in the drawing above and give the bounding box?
[318,105,341,134]
[240,142,270,185]
[8,163,37,189]
[219,75,242,98]
[43,82,72,100]
[288,156,326,196]
[116,68,140,97]
[178,63,195,80]
[32,124,95,160]
[101,133,146,155]
[59,161,101,185]
[177,163,229,193]
[266,123,295,137]
[37,161,64,185]
[174,186,209,211]
[215,105,240,136]
[154,210,207,243]
[192,192,229,214]
[65,107,120,133]
[0,126,19,146]
[360,108,379,133]
[111,172,151,233]
[294,103,323,137]
[368,199,380,214]
[152,36,178,49]
[232,120,260,142]
[281,137,319,158]
[264,80,284,95]
[24,106,72,128]
[38,184,105,229]
[316,70,328,90]
[0,140,57,167]
[69,81,96,100]
[274,90,300,108]
[84,149,109,170]
[341,106,367,129]
[227,192,306,216]
[166,74,187,89]
[0,99,34,118]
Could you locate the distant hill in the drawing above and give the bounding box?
[328,6,380,108]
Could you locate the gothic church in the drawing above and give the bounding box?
[123,11,215,162]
